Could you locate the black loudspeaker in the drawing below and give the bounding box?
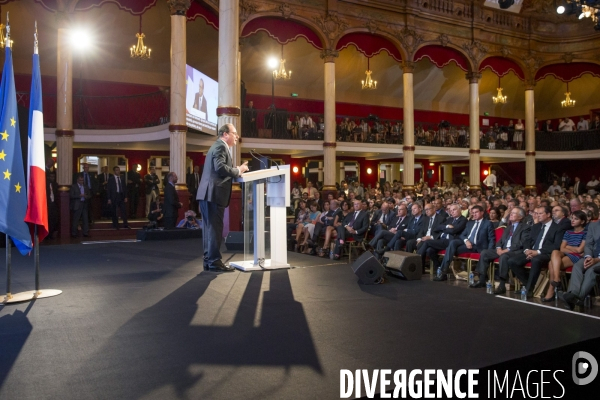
[351,251,385,285]
[381,251,422,280]
[225,232,252,251]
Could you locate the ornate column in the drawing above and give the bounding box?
[466,72,481,192]
[168,0,190,218]
[321,49,338,194]
[217,0,242,233]
[339,162,345,183]
[401,62,415,191]
[56,14,73,239]
[525,80,536,193]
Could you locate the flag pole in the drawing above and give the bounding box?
[4,236,12,301]
[34,226,40,294]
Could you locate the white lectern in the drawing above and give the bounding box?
[229,165,290,271]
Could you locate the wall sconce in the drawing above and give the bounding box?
[367,168,372,174]
[136,164,142,172]
[293,166,299,173]
[483,170,489,176]
[429,163,435,166]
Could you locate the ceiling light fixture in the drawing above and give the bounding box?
[561,82,576,108]
[492,76,507,104]
[361,57,377,90]
[130,14,151,60]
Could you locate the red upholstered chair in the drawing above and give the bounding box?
[482,227,507,284]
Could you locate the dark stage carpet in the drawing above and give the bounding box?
[1,239,599,399]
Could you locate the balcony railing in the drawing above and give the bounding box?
[535,129,600,152]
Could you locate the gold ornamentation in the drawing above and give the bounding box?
[240,0,258,23]
[499,46,511,58]
[396,26,424,58]
[314,12,349,48]
[167,0,191,16]
[279,3,294,19]
[462,40,487,66]
[365,19,378,34]
[563,52,574,64]
[439,33,450,47]
[320,48,339,63]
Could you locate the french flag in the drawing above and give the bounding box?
[24,47,48,243]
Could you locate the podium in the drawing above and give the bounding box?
[229,165,290,271]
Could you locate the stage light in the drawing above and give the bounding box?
[557,0,568,14]
[267,57,278,69]
[498,0,514,9]
[71,29,92,51]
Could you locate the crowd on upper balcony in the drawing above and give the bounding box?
[242,102,600,151]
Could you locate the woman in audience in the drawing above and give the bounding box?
[514,118,524,150]
[543,210,588,302]
[489,207,501,228]
[294,200,311,252]
[319,200,351,257]
[291,181,302,210]
[301,201,326,254]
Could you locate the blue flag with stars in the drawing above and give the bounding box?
[0,44,33,255]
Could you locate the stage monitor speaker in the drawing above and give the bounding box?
[225,231,252,251]
[351,251,385,285]
[382,251,422,280]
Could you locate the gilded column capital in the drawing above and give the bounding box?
[313,12,348,50]
[465,72,482,83]
[320,49,339,63]
[167,0,191,16]
[401,61,415,74]
[524,78,536,90]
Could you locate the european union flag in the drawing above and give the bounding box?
[0,44,33,255]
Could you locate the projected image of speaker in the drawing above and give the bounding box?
[351,251,385,285]
[381,251,422,280]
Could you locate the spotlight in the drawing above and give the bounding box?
[498,0,515,9]
[267,57,278,69]
[557,0,568,14]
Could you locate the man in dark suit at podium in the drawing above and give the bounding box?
[197,124,248,272]
[192,79,207,118]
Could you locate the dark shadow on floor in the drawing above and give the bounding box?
[59,269,321,398]
[0,309,33,388]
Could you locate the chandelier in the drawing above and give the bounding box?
[273,45,291,80]
[130,15,151,60]
[561,82,576,108]
[492,76,507,104]
[557,1,600,29]
[361,58,377,90]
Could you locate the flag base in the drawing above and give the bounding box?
[2,289,62,304]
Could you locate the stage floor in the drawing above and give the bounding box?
[1,239,599,399]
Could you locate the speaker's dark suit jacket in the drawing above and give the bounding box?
[197,139,240,208]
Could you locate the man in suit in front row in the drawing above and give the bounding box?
[163,172,182,229]
[433,205,495,281]
[384,202,426,251]
[70,174,91,237]
[418,204,467,277]
[369,204,410,254]
[106,166,130,230]
[470,207,531,288]
[498,205,564,296]
[197,123,249,272]
[332,200,369,258]
[406,202,446,254]
[560,220,600,310]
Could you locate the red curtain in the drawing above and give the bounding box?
[479,57,524,80]
[336,33,402,62]
[241,17,323,49]
[414,45,469,72]
[535,62,600,82]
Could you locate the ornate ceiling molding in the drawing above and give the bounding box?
[279,3,294,19]
[462,40,487,67]
[313,12,349,49]
[393,26,424,59]
[240,0,258,23]
[167,0,190,16]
